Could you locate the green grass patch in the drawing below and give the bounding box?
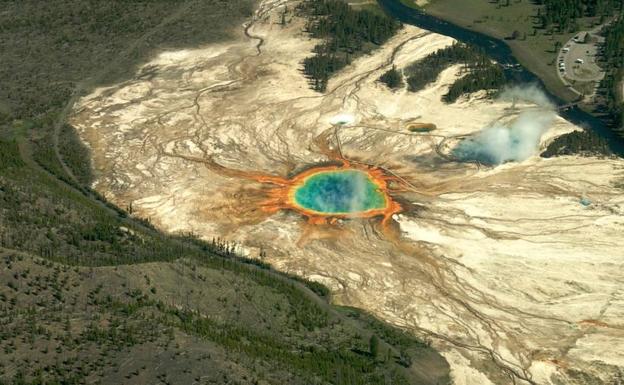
[0,140,24,170]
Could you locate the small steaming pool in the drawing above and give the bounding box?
[292,170,387,215]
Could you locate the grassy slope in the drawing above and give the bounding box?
[0,253,450,384]
[0,1,449,383]
[0,0,254,118]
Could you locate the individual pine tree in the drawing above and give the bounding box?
[369,335,379,358]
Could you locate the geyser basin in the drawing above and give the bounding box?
[292,170,387,215]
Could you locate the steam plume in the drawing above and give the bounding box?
[499,84,554,108]
[453,85,556,165]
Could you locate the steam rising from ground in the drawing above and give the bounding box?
[499,84,554,107]
[453,85,556,165]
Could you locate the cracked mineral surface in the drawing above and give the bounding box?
[70,1,624,384]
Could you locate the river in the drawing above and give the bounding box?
[377,0,624,155]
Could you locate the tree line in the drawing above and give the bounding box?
[403,42,494,92]
[394,42,506,102]
[378,65,403,89]
[298,0,401,92]
[537,0,623,32]
[542,129,613,156]
[599,14,624,134]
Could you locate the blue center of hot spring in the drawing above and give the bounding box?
[293,170,387,214]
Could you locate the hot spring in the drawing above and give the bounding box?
[290,169,387,215]
[251,164,401,224]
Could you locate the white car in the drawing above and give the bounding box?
[575,58,584,64]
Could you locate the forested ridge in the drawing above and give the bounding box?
[538,0,622,32]
[444,64,506,103]
[402,42,506,102]
[403,43,487,92]
[542,129,613,156]
[0,1,449,384]
[299,0,401,91]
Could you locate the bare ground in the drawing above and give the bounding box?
[70,1,624,384]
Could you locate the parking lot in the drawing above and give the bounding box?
[557,28,606,96]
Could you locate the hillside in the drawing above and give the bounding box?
[0,251,449,384]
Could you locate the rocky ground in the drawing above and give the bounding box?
[70,1,624,384]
